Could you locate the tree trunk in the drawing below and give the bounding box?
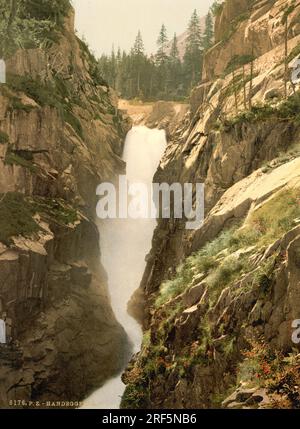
[284,17,289,99]
[137,70,140,94]
[149,73,153,98]
[8,0,17,27]
[232,70,238,113]
[242,65,247,110]
[249,51,254,110]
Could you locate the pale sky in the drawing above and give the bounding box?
[71,0,214,57]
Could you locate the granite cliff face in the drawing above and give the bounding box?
[0,3,131,406]
[122,0,300,409]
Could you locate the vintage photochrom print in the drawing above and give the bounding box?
[0,0,300,418]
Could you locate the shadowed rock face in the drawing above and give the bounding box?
[0,4,131,406]
[121,0,300,410]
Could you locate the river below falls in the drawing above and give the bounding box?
[81,125,167,409]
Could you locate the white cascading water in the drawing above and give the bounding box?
[81,126,167,409]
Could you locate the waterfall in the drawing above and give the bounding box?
[81,125,167,409]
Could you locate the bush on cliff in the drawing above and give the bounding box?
[19,0,70,27]
[0,131,9,144]
[0,192,40,245]
[221,92,300,131]
[0,193,79,245]
[0,0,71,57]
[6,74,83,138]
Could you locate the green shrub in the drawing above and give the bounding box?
[222,92,300,130]
[0,131,9,144]
[1,83,36,112]
[0,0,70,57]
[5,152,38,172]
[62,109,83,138]
[32,196,78,226]
[10,97,35,113]
[225,54,255,75]
[19,0,71,27]
[0,192,40,245]
[253,257,276,294]
[6,75,84,138]
[0,192,78,245]
[211,1,224,17]
[209,258,243,288]
[121,383,148,409]
[7,75,61,108]
[247,188,300,245]
[155,277,185,307]
[196,227,238,257]
[206,256,245,305]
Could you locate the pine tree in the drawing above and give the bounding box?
[117,47,122,63]
[132,30,145,94]
[110,46,117,88]
[156,24,168,65]
[133,30,144,56]
[202,12,214,50]
[184,10,203,88]
[155,24,169,96]
[115,47,122,92]
[169,33,181,94]
[170,33,179,60]
[98,54,111,86]
[186,10,202,52]
[148,54,156,98]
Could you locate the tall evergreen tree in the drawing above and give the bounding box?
[117,47,122,63]
[132,30,145,94]
[155,24,169,95]
[169,33,181,92]
[170,33,179,60]
[184,9,203,88]
[115,47,122,92]
[133,30,144,56]
[156,24,168,65]
[202,11,214,50]
[110,46,117,88]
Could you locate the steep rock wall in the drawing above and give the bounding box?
[122,0,300,409]
[0,4,131,406]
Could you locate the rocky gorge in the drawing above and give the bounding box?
[121,0,300,409]
[1,0,300,411]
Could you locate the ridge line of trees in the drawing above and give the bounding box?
[97,8,215,101]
